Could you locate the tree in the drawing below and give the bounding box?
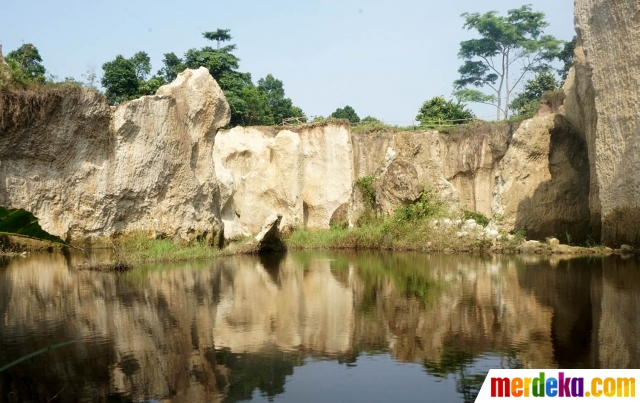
[6,43,46,83]
[203,29,232,50]
[257,74,306,124]
[558,36,576,82]
[453,5,562,120]
[360,116,382,125]
[130,51,151,81]
[415,96,475,127]
[101,55,139,104]
[508,71,558,116]
[158,52,186,83]
[138,75,166,96]
[331,105,360,124]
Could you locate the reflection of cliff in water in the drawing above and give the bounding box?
[0,252,638,402]
[518,256,640,369]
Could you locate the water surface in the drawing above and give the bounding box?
[0,251,638,402]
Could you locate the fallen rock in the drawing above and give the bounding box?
[255,213,284,251]
[620,245,635,254]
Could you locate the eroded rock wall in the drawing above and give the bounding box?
[349,123,514,220]
[491,114,591,242]
[213,122,353,234]
[0,67,229,244]
[572,0,640,246]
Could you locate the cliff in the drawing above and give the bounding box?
[0,54,630,246]
[0,67,228,244]
[567,0,640,246]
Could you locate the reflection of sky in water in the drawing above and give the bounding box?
[248,354,457,403]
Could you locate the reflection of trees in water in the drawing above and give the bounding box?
[214,347,303,402]
[424,343,521,403]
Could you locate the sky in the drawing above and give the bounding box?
[0,0,575,124]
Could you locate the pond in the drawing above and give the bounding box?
[0,251,639,402]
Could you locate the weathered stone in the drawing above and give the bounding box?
[572,0,640,246]
[213,127,304,235]
[213,122,353,234]
[491,114,590,242]
[255,213,283,251]
[0,67,229,244]
[350,122,514,218]
[547,237,560,246]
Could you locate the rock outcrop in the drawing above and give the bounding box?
[213,122,353,235]
[0,67,229,244]
[349,122,515,221]
[491,114,590,242]
[568,0,640,246]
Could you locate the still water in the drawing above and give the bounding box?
[0,251,638,402]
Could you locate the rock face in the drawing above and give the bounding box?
[491,114,591,242]
[570,0,640,246]
[213,122,353,234]
[349,123,514,221]
[0,67,229,244]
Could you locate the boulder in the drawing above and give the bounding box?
[255,213,283,251]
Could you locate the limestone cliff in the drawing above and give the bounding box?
[491,114,590,242]
[569,0,640,246]
[350,122,514,219]
[214,122,353,235]
[0,67,229,244]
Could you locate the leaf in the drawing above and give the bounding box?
[0,206,67,245]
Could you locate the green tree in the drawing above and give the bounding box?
[360,116,382,125]
[331,105,360,124]
[158,52,186,83]
[138,75,166,96]
[203,28,232,49]
[130,51,151,81]
[101,55,139,104]
[257,74,305,124]
[453,5,562,120]
[415,96,475,127]
[509,71,558,116]
[240,85,274,126]
[558,36,576,81]
[6,43,46,84]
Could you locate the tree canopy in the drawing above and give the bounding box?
[453,5,562,120]
[331,105,360,124]
[257,74,305,124]
[558,36,576,82]
[509,71,559,116]
[2,43,47,85]
[416,96,475,127]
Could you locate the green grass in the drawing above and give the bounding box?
[286,190,493,253]
[78,231,258,271]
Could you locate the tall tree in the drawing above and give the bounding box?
[331,105,360,124]
[6,43,46,83]
[453,5,562,120]
[203,29,232,50]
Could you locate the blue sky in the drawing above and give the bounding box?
[1,0,575,123]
